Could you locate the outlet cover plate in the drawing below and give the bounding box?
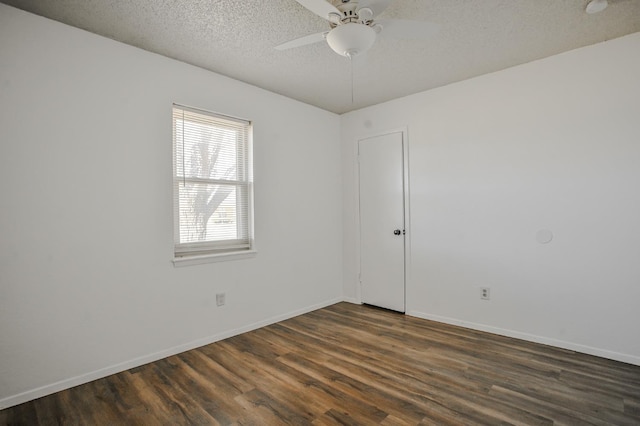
[216,293,226,306]
[480,287,490,300]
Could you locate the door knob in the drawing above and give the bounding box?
[393,229,402,235]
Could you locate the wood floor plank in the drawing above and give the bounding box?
[277,351,418,424]
[625,398,640,417]
[214,340,330,419]
[30,393,65,426]
[323,355,552,426]
[224,331,394,424]
[2,302,640,425]
[159,355,238,425]
[489,385,613,426]
[126,367,200,425]
[321,408,378,426]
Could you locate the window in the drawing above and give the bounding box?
[173,104,253,261]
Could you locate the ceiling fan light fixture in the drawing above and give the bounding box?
[326,23,376,57]
[586,0,608,14]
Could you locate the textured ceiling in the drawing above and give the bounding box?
[2,0,639,113]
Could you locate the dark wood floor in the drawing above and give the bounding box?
[2,302,639,425]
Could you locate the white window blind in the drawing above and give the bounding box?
[173,104,253,258]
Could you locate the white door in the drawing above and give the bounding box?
[358,132,405,312]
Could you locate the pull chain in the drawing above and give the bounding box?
[347,52,354,105]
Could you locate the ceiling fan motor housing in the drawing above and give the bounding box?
[329,0,367,23]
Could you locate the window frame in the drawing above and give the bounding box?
[172,104,255,266]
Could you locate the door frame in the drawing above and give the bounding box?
[354,127,411,309]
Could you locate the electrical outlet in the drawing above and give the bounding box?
[480,287,490,300]
[216,293,226,306]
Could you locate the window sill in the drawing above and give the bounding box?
[173,250,257,267]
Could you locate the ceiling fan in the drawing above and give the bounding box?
[275,0,439,58]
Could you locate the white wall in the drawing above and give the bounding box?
[0,5,342,408]
[342,32,640,365]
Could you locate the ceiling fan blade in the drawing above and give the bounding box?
[357,0,393,18]
[294,0,340,21]
[376,19,439,40]
[275,31,328,51]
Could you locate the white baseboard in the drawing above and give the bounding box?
[342,296,361,304]
[407,310,640,367]
[0,297,343,410]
